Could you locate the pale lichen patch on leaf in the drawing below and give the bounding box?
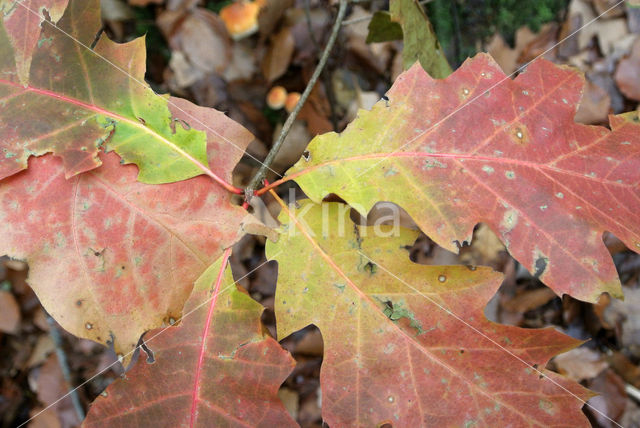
[500,209,518,233]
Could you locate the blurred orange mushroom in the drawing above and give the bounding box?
[266,86,288,109]
[219,1,263,40]
[284,92,301,113]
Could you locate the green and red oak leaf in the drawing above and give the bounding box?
[0,0,234,186]
[282,55,640,303]
[0,0,69,85]
[0,150,253,360]
[267,200,592,427]
[84,253,296,427]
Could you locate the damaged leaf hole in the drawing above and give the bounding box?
[141,341,155,364]
[170,117,191,133]
[302,150,311,161]
[364,261,377,275]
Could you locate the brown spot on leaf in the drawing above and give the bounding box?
[510,125,529,145]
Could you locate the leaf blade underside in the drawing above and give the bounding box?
[83,254,296,428]
[0,0,240,185]
[286,54,640,302]
[266,200,592,427]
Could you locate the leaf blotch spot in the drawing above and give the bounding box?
[505,170,516,180]
[534,257,548,278]
[381,299,427,335]
[539,399,554,415]
[481,165,494,174]
[76,299,83,307]
[511,126,529,144]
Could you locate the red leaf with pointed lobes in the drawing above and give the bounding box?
[266,200,593,427]
[1,0,69,85]
[283,54,640,302]
[0,149,253,361]
[84,253,296,428]
[0,0,242,187]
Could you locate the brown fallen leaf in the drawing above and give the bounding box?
[517,23,559,63]
[615,38,640,101]
[553,347,608,382]
[607,351,640,389]
[30,355,81,428]
[127,0,162,5]
[29,407,62,428]
[593,0,626,18]
[501,287,558,314]
[26,335,56,369]
[158,8,231,77]
[575,79,611,124]
[459,223,506,268]
[0,290,20,334]
[586,369,627,427]
[278,387,300,421]
[295,328,324,356]
[262,26,295,82]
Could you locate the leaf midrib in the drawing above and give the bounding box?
[287,150,633,188]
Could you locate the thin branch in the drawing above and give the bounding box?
[304,0,339,131]
[244,0,348,201]
[46,315,86,422]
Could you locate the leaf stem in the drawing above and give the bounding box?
[245,0,348,201]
